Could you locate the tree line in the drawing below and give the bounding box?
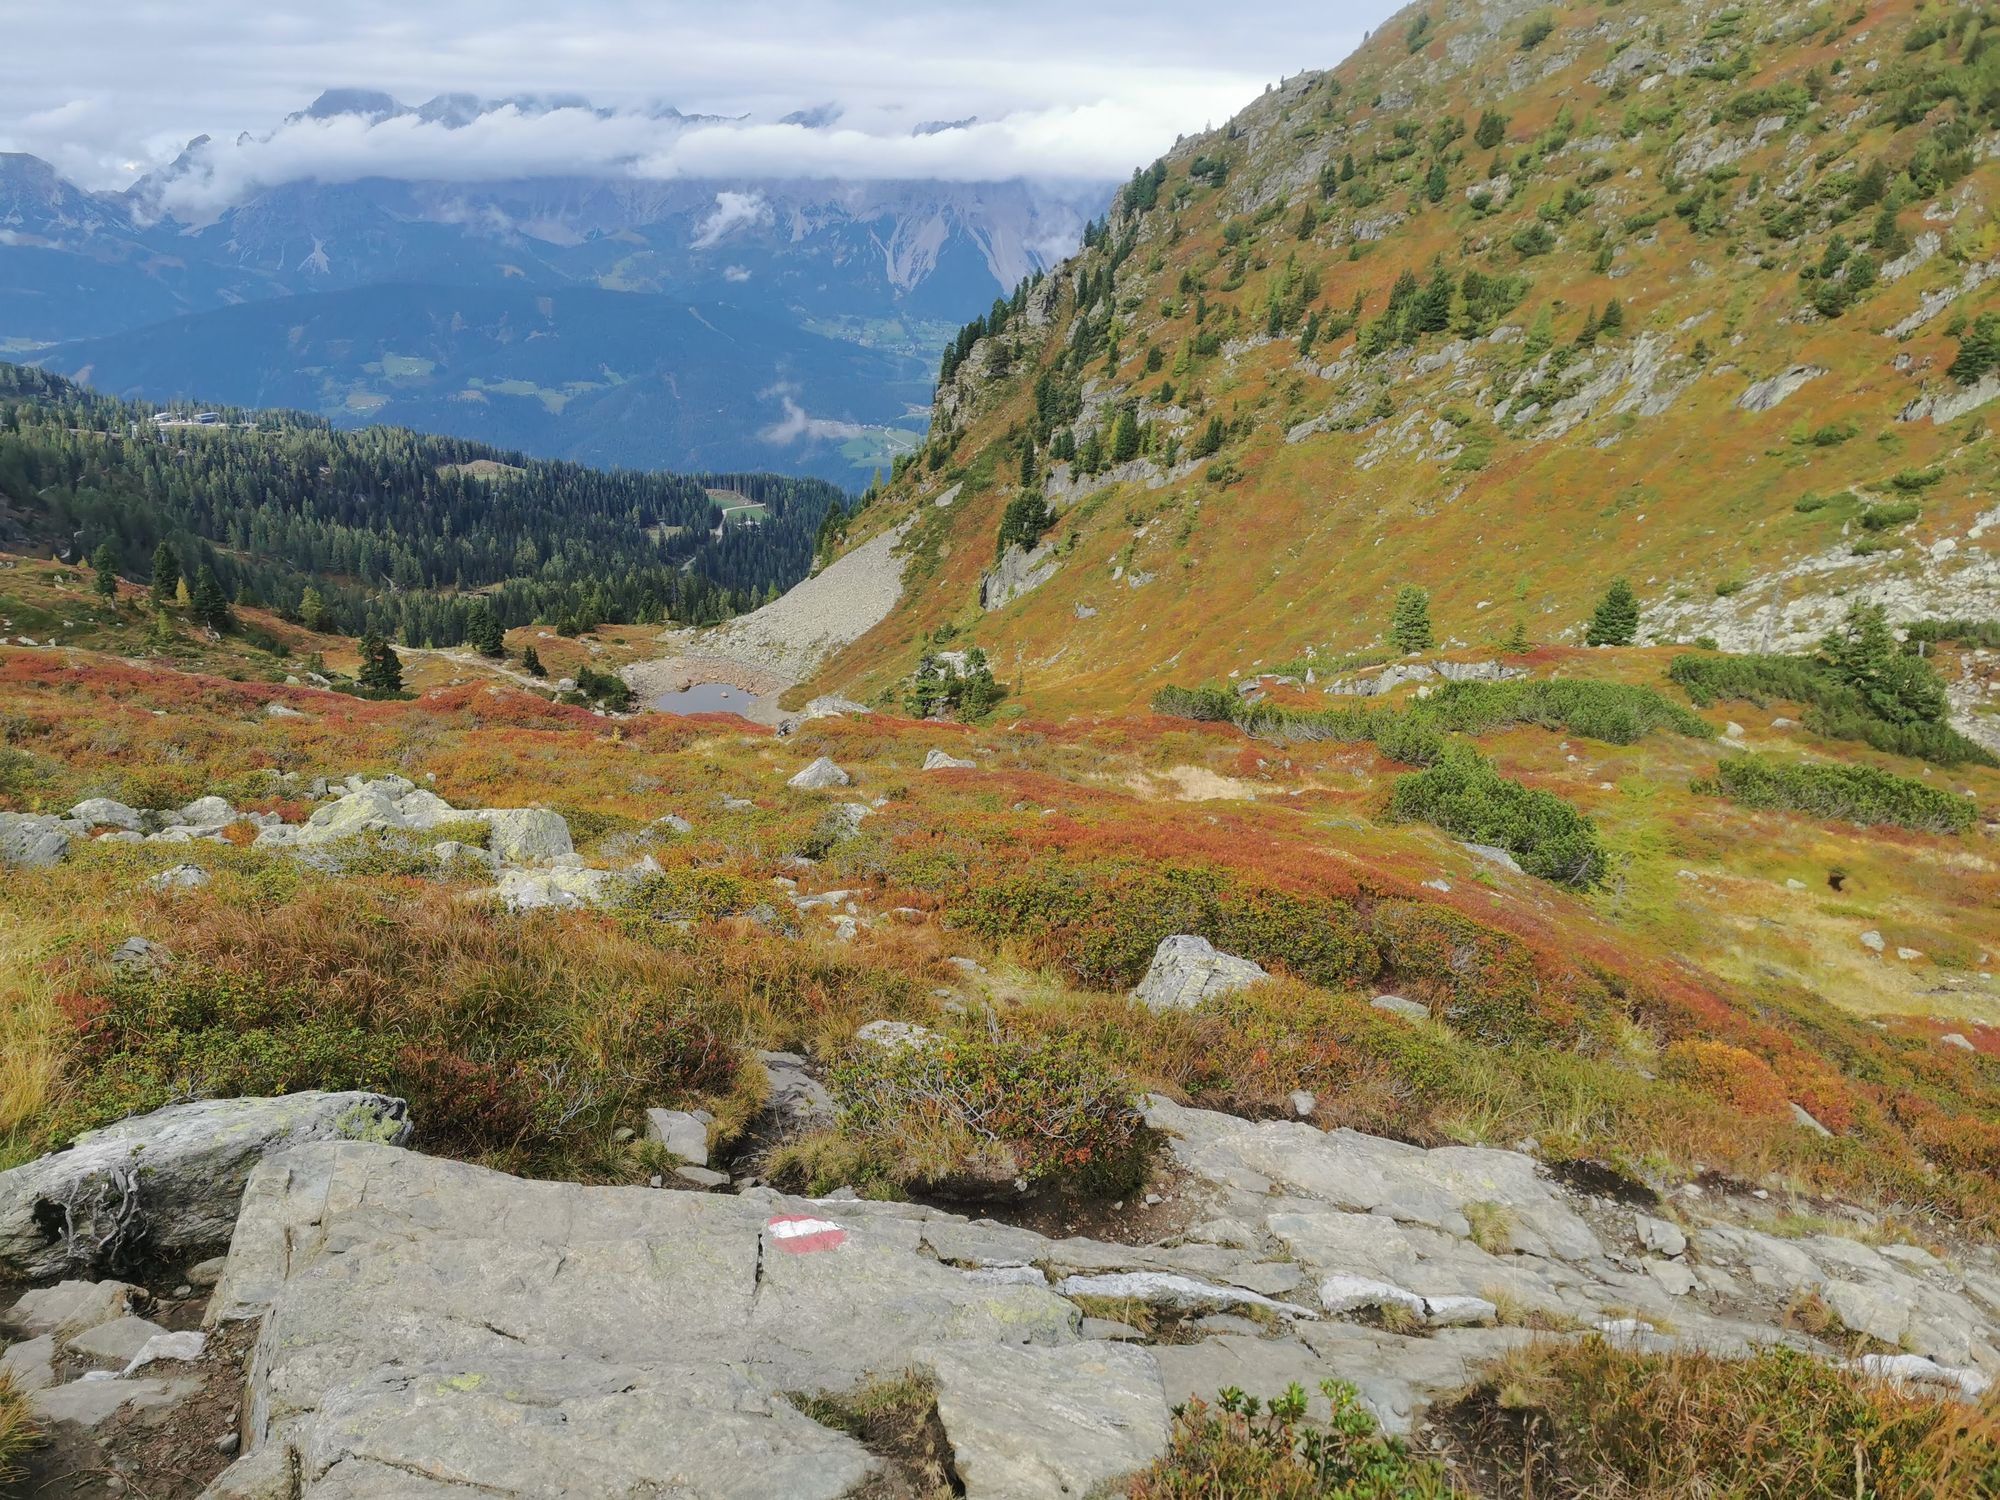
[0,364,849,645]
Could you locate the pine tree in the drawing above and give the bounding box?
[1949,313,2000,385]
[1424,159,1448,203]
[149,541,180,609]
[358,632,404,695]
[1474,109,1508,149]
[468,601,505,657]
[191,565,232,630]
[1110,407,1142,463]
[1585,579,1641,646]
[1389,585,1434,653]
[1821,603,1947,724]
[1503,619,1531,654]
[91,542,119,600]
[522,645,547,678]
[1599,297,1624,332]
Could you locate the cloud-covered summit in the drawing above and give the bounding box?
[1,0,1394,205]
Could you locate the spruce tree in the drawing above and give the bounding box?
[191,565,232,630]
[1389,585,1435,653]
[1585,579,1640,646]
[1110,408,1142,464]
[468,601,505,657]
[149,541,180,609]
[522,645,547,678]
[1503,619,1531,653]
[1424,159,1449,203]
[91,543,119,600]
[358,632,404,695]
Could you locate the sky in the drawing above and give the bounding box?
[1,0,1400,212]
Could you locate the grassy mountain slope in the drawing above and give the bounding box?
[811,0,2000,711]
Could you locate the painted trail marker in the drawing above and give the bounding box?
[767,1214,847,1254]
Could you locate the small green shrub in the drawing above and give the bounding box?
[1859,500,1921,530]
[817,1033,1151,1198]
[1129,1380,1455,1498]
[1693,754,1976,833]
[1458,1339,1996,1499]
[1388,747,1608,887]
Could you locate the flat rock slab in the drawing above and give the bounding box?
[293,1357,877,1500]
[203,1143,1082,1498]
[65,1314,167,1365]
[32,1374,200,1429]
[923,1341,1170,1498]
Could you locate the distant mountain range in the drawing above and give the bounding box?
[0,91,1113,483]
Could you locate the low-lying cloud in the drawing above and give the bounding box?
[133,93,1236,222]
[3,1,1393,211]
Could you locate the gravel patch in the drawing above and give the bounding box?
[653,520,911,685]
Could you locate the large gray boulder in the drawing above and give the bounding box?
[69,797,145,832]
[474,808,574,864]
[0,1092,411,1279]
[201,1142,1091,1498]
[788,757,852,790]
[0,811,73,868]
[1130,935,1269,1010]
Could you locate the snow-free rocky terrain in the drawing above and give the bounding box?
[3,1072,1996,1497]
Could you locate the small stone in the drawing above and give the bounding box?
[1724,721,1745,739]
[1635,1213,1687,1259]
[1370,994,1430,1023]
[673,1166,730,1190]
[1790,1102,1833,1137]
[1423,1295,1497,1327]
[854,1019,942,1052]
[1646,1259,1698,1296]
[215,1433,241,1455]
[123,1330,206,1374]
[643,1109,710,1166]
[1896,947,1923,962]
[1860,930,1886,953]
[922,749,976,772]
[185,1256,227,1288]
[1289,1090,1317,1118]
[1941,1033,1975,1052]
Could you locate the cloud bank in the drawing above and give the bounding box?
[1,0,1397,207]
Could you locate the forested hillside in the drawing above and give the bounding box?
[811,0,2000,715]
[0,364,847,645]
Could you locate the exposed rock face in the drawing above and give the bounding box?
[0,1092,411,1279]
[980,539,1060,611]
[1735,364,1827,412]
[1131,935,1270,1010]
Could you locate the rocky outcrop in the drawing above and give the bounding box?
[0,1092,411,1279]
[980,539,1060,611]
[1735,365,1827,412]
[1131,935,1270,1010]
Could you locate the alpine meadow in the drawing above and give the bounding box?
[2,1,2000,1496]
